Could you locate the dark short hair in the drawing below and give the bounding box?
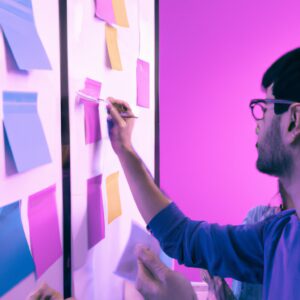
[262,48,300,114]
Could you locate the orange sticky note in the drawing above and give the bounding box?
[112,0,129,27]
[105,25,123,71]
[106,172,122,223]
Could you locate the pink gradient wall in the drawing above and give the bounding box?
[159,1,300,281]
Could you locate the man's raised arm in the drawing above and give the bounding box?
[107,99,170,224]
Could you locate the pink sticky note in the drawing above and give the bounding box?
[28,185,62,278]
[95,0,116,24]
[79,78,102,144]
[136,59,150,108]
[87,175,105,249]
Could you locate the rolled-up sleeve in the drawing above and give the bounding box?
[147,203,266,283]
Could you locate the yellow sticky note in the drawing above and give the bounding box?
[105,25,123,71]
[106,172,122,224]
[112,0,129,27]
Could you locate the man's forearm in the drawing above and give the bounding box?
[117,146,170,224]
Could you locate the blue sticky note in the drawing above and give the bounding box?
[0,0,51,70]
[3,91,52,173]
[0,201,35,297]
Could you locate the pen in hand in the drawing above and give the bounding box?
[77,91,138,119]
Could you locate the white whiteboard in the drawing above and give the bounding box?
[67,0,155,299]
[0,0,63,298]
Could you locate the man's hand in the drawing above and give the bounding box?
[107,98,135,155]
[26,283,75,300]
[200,269,236,300]
[135,245,197,300]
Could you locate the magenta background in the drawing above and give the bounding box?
[159,1,300,281]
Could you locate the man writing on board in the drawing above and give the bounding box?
[107,48,300,300]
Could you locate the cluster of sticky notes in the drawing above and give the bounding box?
[95,0,129,27]
[0,0,51,70]
[105,24,123,71]
[136,59,150,108]
[87,171,122,249]
[79,78,102,144]
[0,185,62,296]
[96,0,152,113]
[3,91,51,174]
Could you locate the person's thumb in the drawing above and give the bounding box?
[135,245,169,282]
[136,258,160,297]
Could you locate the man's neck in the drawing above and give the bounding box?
[280,176,300,218]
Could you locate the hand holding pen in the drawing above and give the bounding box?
[106,98,136,154]
[77,91,138,119]
[77,91,136,153]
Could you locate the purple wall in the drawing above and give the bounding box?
[159,1,300,281]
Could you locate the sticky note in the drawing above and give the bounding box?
[28,185,62,278]
[0,0,51,70]
[2,91,51,173]
[87,175,105,249]
[136,59,150,108]
[95,0,128,27]
[112,0,129,27]
[106,172,122,224]
[105,25,122,71]
[3,128,18,175]
[114,222,161,281]
[3,91,52,173]
[0,201,35,297]
[79,78,102,144]
[95,0,116,24]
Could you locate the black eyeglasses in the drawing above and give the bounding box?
[249,99,295,121]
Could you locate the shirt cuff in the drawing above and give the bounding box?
[147,202,186,238]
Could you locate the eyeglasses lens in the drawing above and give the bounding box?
[252,103,265,120]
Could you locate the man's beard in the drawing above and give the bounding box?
[256,117,293,177]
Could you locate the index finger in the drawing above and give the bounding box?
[107,97,133,113]
[136,259,159,297]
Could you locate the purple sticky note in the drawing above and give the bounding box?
[28,185,62,278]
[0,0,51,70]
[136,59,150,108]
[3,91,52,173]
[79,78,102,144]
[95,0,116,24]
[87,175,105,249]
[83,104,101,144]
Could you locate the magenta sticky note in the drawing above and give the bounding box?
[95,0,116,24]
[87,175,105,249]
[28,185,62,278]
[83,103,101,144]
[137,59,150,108]
[79,78,102,144]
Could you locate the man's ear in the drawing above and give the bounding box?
[287,104,300,143]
